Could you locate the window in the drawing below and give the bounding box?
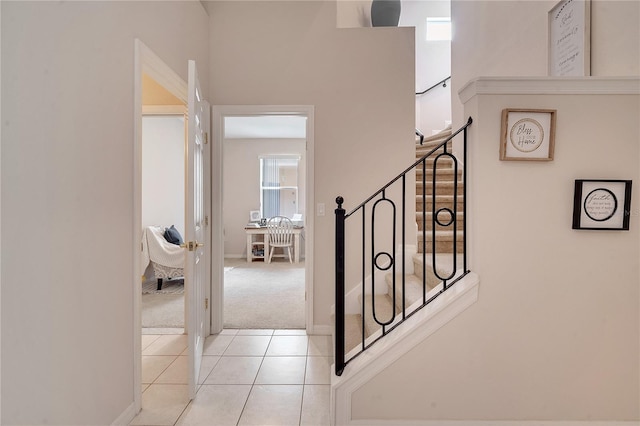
[426,17,452,41]
[260,156,300,219]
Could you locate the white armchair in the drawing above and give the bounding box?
[141,226,185,290]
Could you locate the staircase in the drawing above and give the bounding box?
[415,124,465,255]
[343,124,465,355]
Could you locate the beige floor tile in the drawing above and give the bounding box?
[224,335,272,356]
[274,329,307,336]
[238,385,303,426]
[142,355,176,384]
[237,329,274,336]
[300,385,331,426]
[204,356,263,384]
[155,355,188,384]
[255,356,306,384]
[266,335,309,356]
[203,334,234,355]
[129,384,190,426]
[176,384,251,426]
[307,335,333,357]
[304,356,332,385]
[219,329,239,336]
[142,334,188,356]
[142,334,161,351]
[197,355,221,385]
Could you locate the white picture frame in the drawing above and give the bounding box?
[249,210,261,222]
[548,0,591,76]
[500,109,557,161]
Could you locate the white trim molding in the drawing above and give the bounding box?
[111,403,136,426]
[142,105,186,115]
[211,105,316,333]
[459,77,640,104]
[133,38,188,417]
[331,272,480,426]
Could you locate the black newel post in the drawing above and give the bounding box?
[335,196,346,376]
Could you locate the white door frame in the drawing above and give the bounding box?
[211,105,315,334]
[133,39,200,413]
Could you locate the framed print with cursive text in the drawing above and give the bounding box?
[572,180,632,230]
[548,0,591,77]
[500,109,557,161]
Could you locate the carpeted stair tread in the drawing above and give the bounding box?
[384,272,438,311]
[416,211,464,231]
[416,168,462,179]
[413,253,464,281]
[415,127,452,148]
[361,294,395,337]
[417,230,464,241]
[416,181,464,194]
[345,314,363,354]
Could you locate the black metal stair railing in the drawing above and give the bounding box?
[334,117,472,376]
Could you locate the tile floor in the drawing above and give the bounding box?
[130,329,333,426]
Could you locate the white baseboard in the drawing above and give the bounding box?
[310,324,332,335]
[111,402,136,426]
[224,254,244,259]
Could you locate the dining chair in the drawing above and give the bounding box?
[266,216,294,263]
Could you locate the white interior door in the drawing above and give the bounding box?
[185,60,209,399]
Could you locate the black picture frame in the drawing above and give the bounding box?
[572,179,632,230]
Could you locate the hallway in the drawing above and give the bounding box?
[131,329,332,425]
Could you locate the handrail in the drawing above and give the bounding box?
[334,117,473,376]
[415,76,451,96]
[415,129,425,144]
[346,117,472,218]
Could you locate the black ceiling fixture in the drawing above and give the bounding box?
[371,0,401,27]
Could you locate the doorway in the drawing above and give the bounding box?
[140,102,187,333]
[211,106,315,334]
[134,40,213,413]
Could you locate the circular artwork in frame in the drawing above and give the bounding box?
[509,118,545,153]
[500,109,557,161]
[583,188,618,222]
[572,179,632,231]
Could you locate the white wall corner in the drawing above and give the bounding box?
[111,402,136,426]
[331,272,480,426]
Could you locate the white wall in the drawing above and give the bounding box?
[338,0,453,135]
[1,2,208,424]
[451,0,640,128]
[351,79,640,421]
[209,0,415,327]
[142,115,185,237]
[223,139,306,257]
[399,1,451,134]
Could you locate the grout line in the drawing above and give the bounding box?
[234,333,273,425]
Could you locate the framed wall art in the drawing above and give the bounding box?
[548,0,591,76]
[500,109,557,161]
[249,210,261,222]
[572,179,632,230]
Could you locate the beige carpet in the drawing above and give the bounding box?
[224,259,305,329]
[142,294,184,328]
[141,260,305,329]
